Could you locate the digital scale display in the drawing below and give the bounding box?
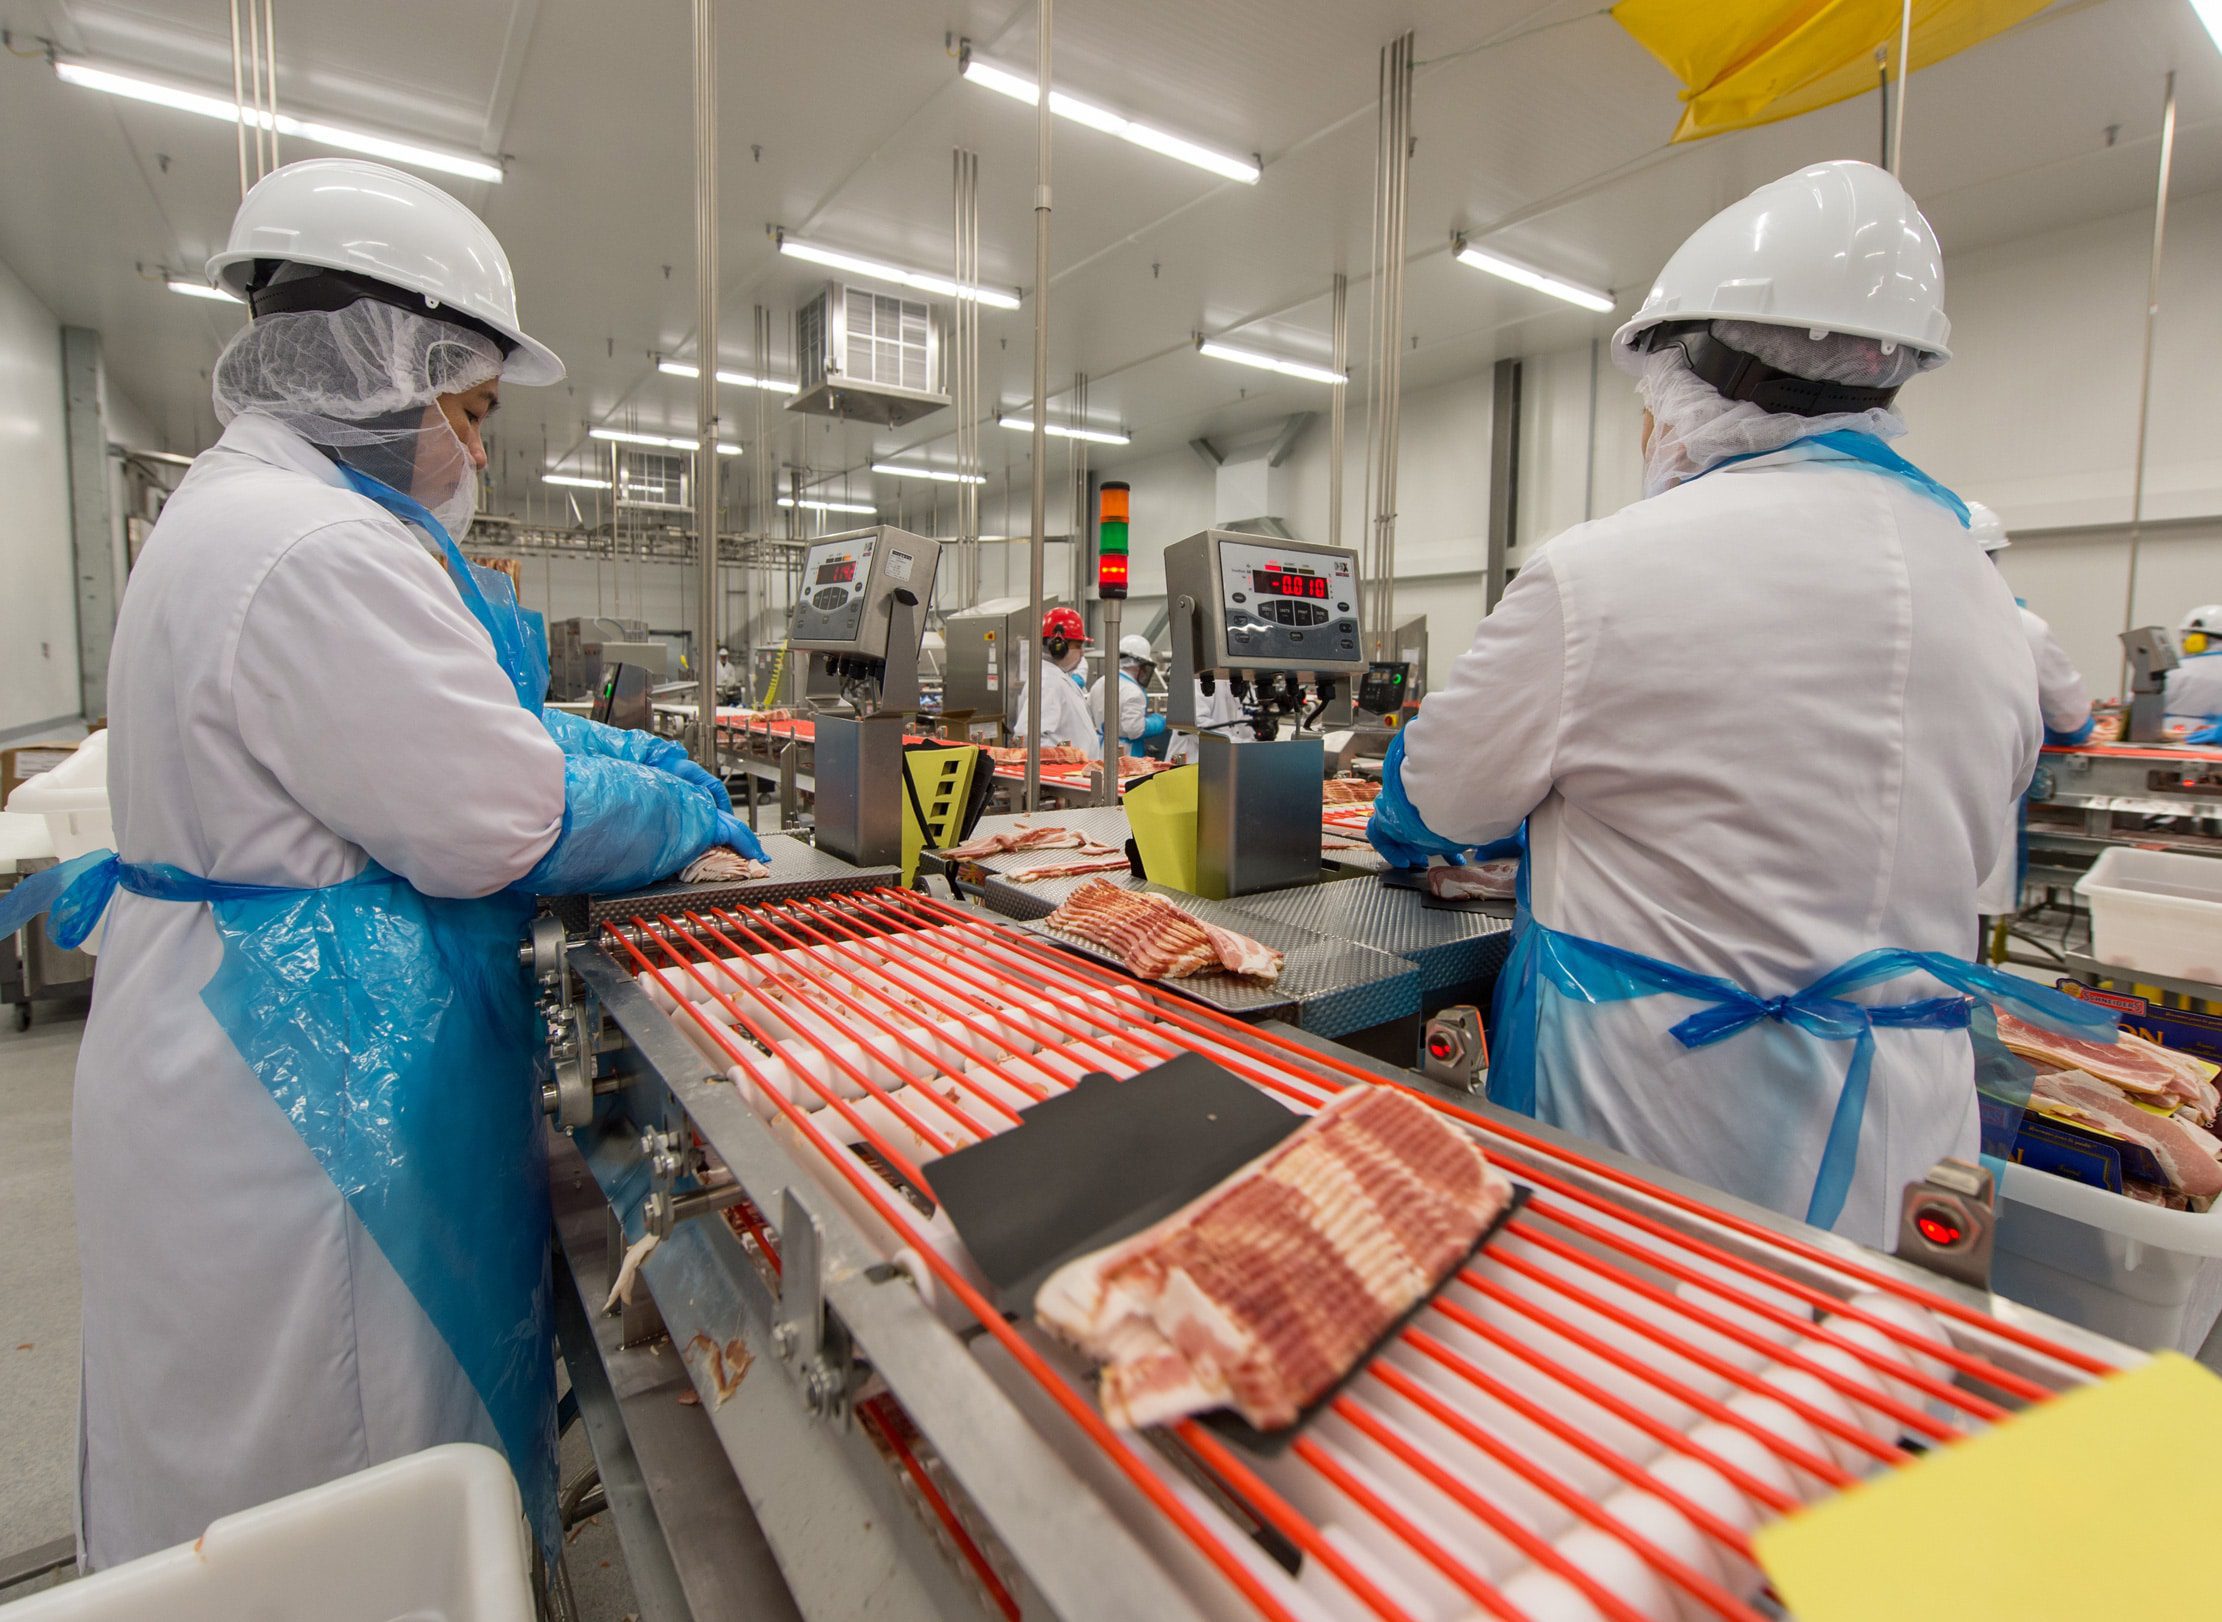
[814,557,859,586]
[1251,567,1330,600]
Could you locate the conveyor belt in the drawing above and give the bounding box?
[1224,877,1514,997]
[579,885,2134,1622]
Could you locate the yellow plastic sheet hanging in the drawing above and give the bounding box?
[1122,765,1199,894]
[1612,0,2051,142]
[1754,1351,2222,1619]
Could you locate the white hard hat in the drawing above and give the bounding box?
[2184,605,2222,636]
[1965,501,2009,553]
[1613,160,1949,367]
[1118,635,1155,664]
[209,159,563,385]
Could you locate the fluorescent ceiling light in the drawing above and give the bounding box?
[961,52,1260,185]
[778,496,878,515]
[1452,237,1613,313]
[1196,337,1346,386]
[543,473,611,489]
[589,427,742,455]
[657,359,800,396]
[2196,0,2222,52]
[167,278,239,302]
[54,59,503,184]
[872,461,986,485]
[777,234,1020,310]
[997,414,1130,446]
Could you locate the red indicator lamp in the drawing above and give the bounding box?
[1913,1207,1965,1247]
[1097,481,1130,600]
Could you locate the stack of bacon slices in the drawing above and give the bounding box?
[1036,1085,1516,1431]
[1044,881,1283,982]
[1319,776,1381,807]
[1997,1010,2222,1205]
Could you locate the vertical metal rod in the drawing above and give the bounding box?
[228,0,250,200]
[1024,0,1053,813]
[263,0,279,169]
[1889,0,1911,175]
[693,0,721,777]
[243,0,266,179]
[2121,69,2176,698]
[1328,272,1347,548]
[750,301,770,682]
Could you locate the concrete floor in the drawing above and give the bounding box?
[0,1008,640,1618]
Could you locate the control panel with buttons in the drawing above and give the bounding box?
[786,526,942,660]
[1160,529,1366,679]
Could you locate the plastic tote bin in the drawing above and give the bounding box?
[4,732,113,954]
[4,1443,533,1622]
[2074,845,2222,986]
[1993,1161,2222,1356]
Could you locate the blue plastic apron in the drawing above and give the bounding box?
[1481,436,2118,1232]
[0,467,560,1554]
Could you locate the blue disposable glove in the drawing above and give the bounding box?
[1141,714,1168,739]
[541,709,733,813]
[521,756,767,896]
[1366,731,1474,870]
[2044,714,2097,747]
[2187,719,2222,747]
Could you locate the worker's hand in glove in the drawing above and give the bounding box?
[1365,732,1473,869]
[540,709,733,813]
[520,756,762,897]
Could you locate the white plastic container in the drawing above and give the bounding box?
[3,1443,533,1622]
[2073,845,2222,985]
[1992,1160,2222,1356]
[5,732,113,954]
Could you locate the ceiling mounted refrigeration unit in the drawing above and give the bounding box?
[789,281,951,428]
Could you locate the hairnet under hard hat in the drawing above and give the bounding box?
[1631,323,1920,499]
[211,293,501,536]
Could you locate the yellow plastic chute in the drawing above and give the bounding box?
[1613,0,2051,142]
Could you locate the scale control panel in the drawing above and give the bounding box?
[1162,531,1365,676]
[787,526,940,657]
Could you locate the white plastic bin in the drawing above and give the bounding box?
[5,732,113,953]
[1993,1160,2222,1355]
[2073,845,2222,985]
[2,1443,533,1622]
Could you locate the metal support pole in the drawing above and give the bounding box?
[1100,597,1122,805]
[692,0,721,777]
[1328,272,1347,549]
[61,328,117,722]
[228,0,250,199]
[262,0,279,169]
[1888,0,1911,176]
[1023,0,1053,813]
[2121,70,2176,699]
[243,0,266,179]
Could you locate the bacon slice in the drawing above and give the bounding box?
[1420,859,1518,901]
[1995,1010,2220,1118]
[2028,1069,2222,1200]
[987,745,1092,767]
[1044,881,1283,982]
[1036,1086,1515,1430]
[1008,857,1136,884]
[1319,777,1382,807]
[681,847,771,883]
[943,824,1119,861]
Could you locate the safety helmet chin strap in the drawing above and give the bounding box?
[1637,321,1903,417]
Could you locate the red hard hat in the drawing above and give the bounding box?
[1042,606,1088,644]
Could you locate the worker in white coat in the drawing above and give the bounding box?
[0,160,762,1569]
[1968,502,2096,922]
[1089,634,1169,755]
[2166,605,2222,738]
[1370,161,2115,1248]
[1166,678,1248,766]
[1012,606,1103,759]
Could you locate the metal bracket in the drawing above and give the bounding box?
[1421,1005,1487,1095]
[1893,1158,1996,1290]
[773,1188,858,1426]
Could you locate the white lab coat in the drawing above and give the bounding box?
[2165,652,2222,725]
[1166,682,1247,765]
[1402,446,2037,1247]
[1012,657,1103,758]
[1975,606,2092,916]
[1086,671,1150,750]
[73,413,567,1566]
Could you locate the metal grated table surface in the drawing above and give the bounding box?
[1014,881,1417,1040]
[927,808,1146,921]
[1220,874,1513,995]
[550,835,901,932]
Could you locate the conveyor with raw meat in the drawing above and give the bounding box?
[1045,880,1285,981]
[541,881,2139,1622]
